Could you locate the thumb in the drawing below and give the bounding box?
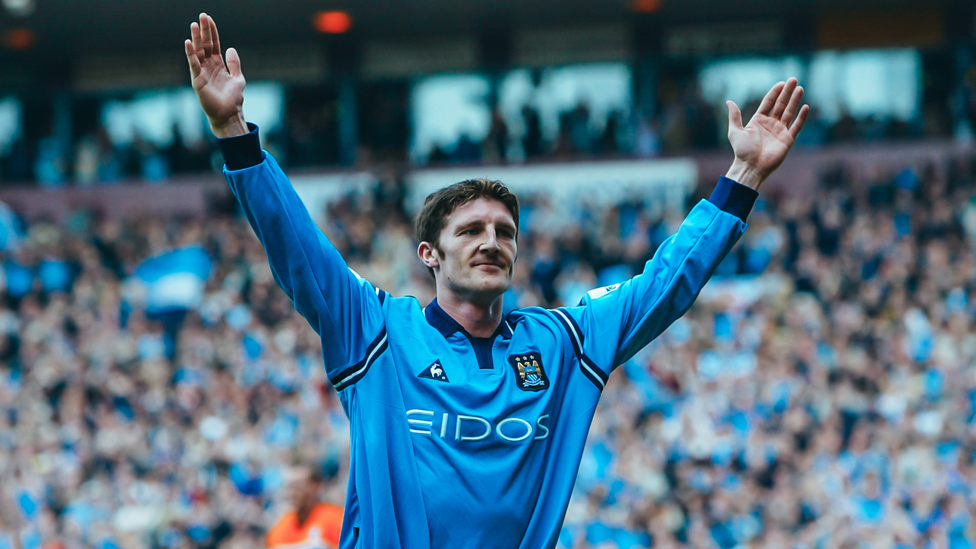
[726,100,743,131]
[226,47,244,78]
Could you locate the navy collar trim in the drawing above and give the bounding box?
[424,298,515,340]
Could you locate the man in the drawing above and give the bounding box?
[185,13,808,549]
[266,465,344,549]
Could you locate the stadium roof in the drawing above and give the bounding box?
[0,0,963,55]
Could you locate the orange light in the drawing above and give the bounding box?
[3,28,35,50]
[632,0,661,13]
[314,11,352,34]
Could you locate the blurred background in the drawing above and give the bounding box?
[1,0,976,547]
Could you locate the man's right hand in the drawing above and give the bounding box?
[185,13,248,138]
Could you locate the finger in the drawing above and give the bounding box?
[769,78,797,119]
[756,81,785,117]
[190,22,204,59]
[184,39,202,78]
[789,104,810,139]
[208,15,221,59]
[226,47,243,78]
[781,85,804,123]
[726,100,743,132]
[199,13,213,57]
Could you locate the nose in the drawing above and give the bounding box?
[480,227,500,253]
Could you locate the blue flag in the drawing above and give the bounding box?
[132,246,212,314]
[0,201,23,252]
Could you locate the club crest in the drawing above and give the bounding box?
[508,352,549,392]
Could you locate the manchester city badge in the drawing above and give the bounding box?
[507,352,549,392]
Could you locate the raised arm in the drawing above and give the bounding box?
[184,12,247,138]
[184,14,385,390]
[556,80,807,387]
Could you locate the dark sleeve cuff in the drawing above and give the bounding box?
[708,176,758,222]
[216,123,263,170]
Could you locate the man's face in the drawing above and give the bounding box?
[284,468,320,510]
[422,197,518,304]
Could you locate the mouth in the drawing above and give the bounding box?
[473,262,506,271]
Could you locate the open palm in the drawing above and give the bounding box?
[726,79,808,189]
[184,13,247,138]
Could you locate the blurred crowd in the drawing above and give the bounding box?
[7,55,976,187]
[2,142,976,549]
[428,85,931,168]
[0,125,219,188]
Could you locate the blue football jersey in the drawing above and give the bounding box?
[223,144,750,549]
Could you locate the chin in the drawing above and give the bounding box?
[467,278,511,299]
[482,284,509,296]
[481,274,511,291]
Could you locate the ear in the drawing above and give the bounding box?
[418,241,440,269]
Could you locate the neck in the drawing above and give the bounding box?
[436,291,504,338]
[296,502,315,526]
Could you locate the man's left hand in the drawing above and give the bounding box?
[725,78,809,191]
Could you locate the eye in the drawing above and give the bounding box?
[462,228,480,236]
[498,228,515,239]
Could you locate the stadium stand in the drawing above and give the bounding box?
[1,144,976,547]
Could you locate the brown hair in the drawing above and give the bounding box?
[415,178,519,246]
[415,178,520,274]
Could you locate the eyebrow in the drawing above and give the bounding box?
[454,220,484,233]
[453,219,517,234]
[496,221,517,233]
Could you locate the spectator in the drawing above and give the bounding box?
[265,464,343,549]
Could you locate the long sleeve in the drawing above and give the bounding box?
[553,177,754,388]
[221,130,386,390]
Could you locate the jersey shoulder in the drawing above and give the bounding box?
[380,292,427,325]
[506,305,559,323]
[506,305,584,340]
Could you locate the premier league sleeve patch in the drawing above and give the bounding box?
[508,352,549,392]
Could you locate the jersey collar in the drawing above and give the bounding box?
[424,298,515,340]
